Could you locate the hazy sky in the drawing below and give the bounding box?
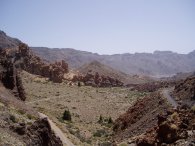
[0,0,195,54]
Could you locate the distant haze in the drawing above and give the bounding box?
[0,0,195,55]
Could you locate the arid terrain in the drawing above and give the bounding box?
[0,30,194,146]
[21,71,147,145]
[31,47,195,77]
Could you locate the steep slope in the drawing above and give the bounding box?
[0,85,63,146]
[0,31,70,145]
[31,47,101,68]
[173,75,195,107]
[78,60,151,84]
[0,31,21,49]
[113,92,170,142]
[31,47,195,77]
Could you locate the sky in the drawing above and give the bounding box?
[0,0,195,55]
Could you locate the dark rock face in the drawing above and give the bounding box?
[25,118,63,146]
[12,123,26,135]
[0,52,26,101]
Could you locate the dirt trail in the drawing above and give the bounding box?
[38,112,75,146]
[162,88,178,108]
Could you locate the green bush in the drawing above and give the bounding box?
[63,110,71,121]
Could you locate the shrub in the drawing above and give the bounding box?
[78,82,81,87]
[93,129,106,137]
[98,115,103,123]
[63,110,71,121]
[191,105,195,112]
[108,117,113,124]
[10,114,17,123]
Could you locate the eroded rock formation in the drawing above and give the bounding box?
[25,118,63,146]
[72,72,124,87]
[136,108,195,146]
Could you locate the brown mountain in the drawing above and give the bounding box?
[1,30,195,77]
[77,60,151,84]
[31,47,195,77]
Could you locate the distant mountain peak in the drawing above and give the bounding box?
[88,60,103,67]
[153,50,175,54]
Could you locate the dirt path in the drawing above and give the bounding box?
[162,88,178,108]
[38,112,75,146]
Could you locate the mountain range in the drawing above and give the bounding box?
[31,47,195,77]
[1,30,195,77]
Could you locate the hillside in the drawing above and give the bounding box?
[78,60,151,84]
[173,75,195,107]
[0,35,63,145]
[31,47,195,77]
[0,31,21,49]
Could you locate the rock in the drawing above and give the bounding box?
[13,123,26,135]
[136,108,195,145]
[25,118,63,146]
[0,57,26,101]
[72,72,123,87]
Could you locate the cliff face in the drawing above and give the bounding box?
[0,47,26,101]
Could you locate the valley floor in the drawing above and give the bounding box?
[21,71,147,145]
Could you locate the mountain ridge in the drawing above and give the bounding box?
[1,30,195,77]
[31,47,195,77]
[77,60,151,84]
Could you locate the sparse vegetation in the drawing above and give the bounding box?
[191,105,195,112]
[108,117,113,124]
[21,71,148,145]
[10,114,17,123]
[93,129,107,137]
[98,115,103,123]
[62,109,72,121]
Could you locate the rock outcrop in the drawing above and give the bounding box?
[136,108,195,146]
[18,43,69,83]
[25,118,63,146]
[0,51,26,100]
[0,42,69,84]
[173,76,195,107]
[72,72,124,87]
[0,41,69,100]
